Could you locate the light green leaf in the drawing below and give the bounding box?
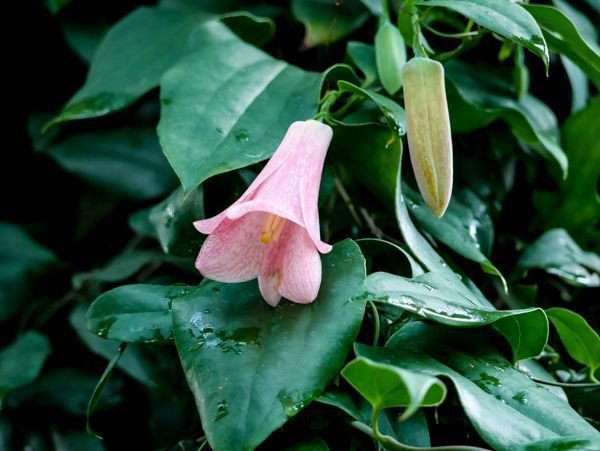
[172,240,367,451]
[523,4,600,88]
[547,307,600,377]
[291,0,369,48]
[346,41,378,86]
[362,271,547,360]
[48,127,178,200]
[0,332,51,403]
[419,0,548,67]
[158,21,322,193]
[342,357,446,419]
[338,81,406,135]
[517,229,600,287]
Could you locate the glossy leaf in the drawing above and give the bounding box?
[291,0,369,48]
[0,332,51,403]
[158,21,322,193]
[220,11,275,47]
[346,41,378,87]
[0,223,57,321]
[517,229,600,287]
[419,0,548,67]
[404,185,504,285]
[48,127,178,200]
[70,305,157,386]
[338,81,406,135]
[342,356,446,419]
[533,100,600,244]
[361,323,600,450]
[445,60,567,177]
[375,21,406,95]
[49,7,213,125]
[362,271,547,360]
[72,250,163,289]
[87,284,187,344]
[172,240,367,451]
[547,307,600,377]
[523,4,600,88]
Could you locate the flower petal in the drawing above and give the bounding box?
[258,273,282,307]
[277,223,322,304]
[195,212,266,282]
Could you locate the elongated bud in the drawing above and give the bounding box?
[375,21,406,95]
[403,57,453,217]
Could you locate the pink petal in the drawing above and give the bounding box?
[258,273,282,307]
[195,212,266,282]
[277,222,322,304]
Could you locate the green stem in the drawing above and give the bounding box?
[350,408,491,450]
[368,300,381,347]
[530,377,600,388]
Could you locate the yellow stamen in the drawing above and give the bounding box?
[260,214,285,244]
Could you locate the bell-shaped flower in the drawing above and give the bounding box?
[194,120,333,306]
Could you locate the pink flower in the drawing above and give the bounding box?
[194,120,333,306]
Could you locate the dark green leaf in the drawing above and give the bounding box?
[517,229,600,287]
[49,7,214,125]
[0,332,51,403]
[445,60,567,177]
[48,127,177,200]
[338,81,406,135]
[70,304,157,386]
[0,223,57,321]
[172,240,366,451]
[220,11,275,47]
[158,22,322,193]
[362,323,600,450]
[547,307,600,376]
[51,430,105,451]
[533,100,600,245]
[523,4,600,88]
[87,284,184,344]
[291,0,369,48]
[403,184,505,286]
[419,0,548,67]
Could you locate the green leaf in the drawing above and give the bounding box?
[403,184,505,286]
[523,4,600,88]
[220,11,275,47]
[346,41,378,87]
[284,437,330,451]
[0,332,51,403]
[362,271,547,360]
[70,304,157,386]
[291,0,369,48]
[445,60,567,177]
[517,229,600,287]
[375,21,406,95]
[547,307,600,377]
[72,250,163,290]
[342,357,446,419]
[419,0,548,67]
[45,0,71,14]
[48,7,213,125]
[87,284,185,344]
[338,81,406,135]
[47,127,177,200]
[172,240,367,451]
[158,21,322,193]
[51,430,105,451]
[362,323,600,450]
[0,223,57,321]
[62,23,108,64]
[144,186,205,257]
[533,100,600,245]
